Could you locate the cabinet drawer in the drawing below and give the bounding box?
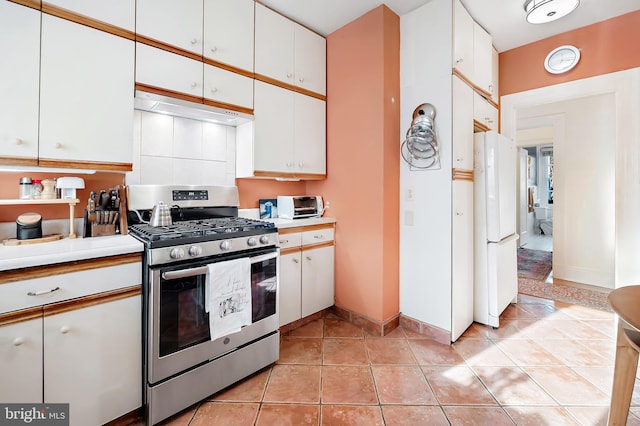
[0,262,141,314]
[302,228,334,245]
[278,232,302,250]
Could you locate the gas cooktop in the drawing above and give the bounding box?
[129,217,276,246]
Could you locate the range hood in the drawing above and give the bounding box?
[134,91,253,126]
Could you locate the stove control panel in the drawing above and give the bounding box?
[148,233,278,265]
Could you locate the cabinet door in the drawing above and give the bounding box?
[44,295,141,426]
[204,64,253,109]
[136,0,202,54]
[279,251,302,326]
[203,0,254,72]
[294,25,326,95]
[44,0,135,31]
[136,43,204,98]
[491,47,499,104]
[473,22,493,95]
[451,180,473,342]
[301,245,334,317]
[452,76,474,170]
[0,2,39,162]
[39,16,134,164]
[253,81,294,174]
[453,0,473,78]
[473,92,498,131]
[0,317,42,403]
[294,94,326,175]
[255,4,295,86]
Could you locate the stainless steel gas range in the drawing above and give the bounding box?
[126,185,280,425]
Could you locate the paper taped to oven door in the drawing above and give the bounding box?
[205,258,252,340]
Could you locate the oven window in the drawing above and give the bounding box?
[158,251,278,357]
[159,275,210,357]
[251,255,277,322]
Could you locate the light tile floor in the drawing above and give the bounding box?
[149,295,640,425]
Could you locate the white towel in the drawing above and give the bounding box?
[205,258,252,341]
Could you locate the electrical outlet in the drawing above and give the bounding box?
[325,201,330,210]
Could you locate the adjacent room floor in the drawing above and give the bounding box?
[144,294,639,425]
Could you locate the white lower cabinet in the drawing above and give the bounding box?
[44,295,141,426]
[0,256,142,425]
[0,317,43,403]
[301,245,335,318]
[451,181,474,341]
[278,225,335,327]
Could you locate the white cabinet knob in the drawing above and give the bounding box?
[190,38,197,45]
[456,58,463,64]
[55,142,62,149]
[313,234,323,239]
[298,162,304,169]
[13,337,25,346]
[210,87,218,93]
[210,46,217,53]
[488,84,494,93]
[16,138,23,145]
[456,158,463,162]
[60,326,71,334]
[286,72,293,79]
[293,258,299,264]
[191,82,198,88]
[306,255,312,261]
[456,212,463,216]
[298,77,304,83]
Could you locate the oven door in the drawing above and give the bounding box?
[147,248,279,384]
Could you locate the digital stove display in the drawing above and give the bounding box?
[173,190,209,201]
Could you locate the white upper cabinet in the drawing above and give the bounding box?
[43,0,135,31]
[204,64,253,109]
[136,0,203,55]
[453,0,474,79]
[136,43,203,97]
[242,80,326,178]
[473,92,498,131]
[255,3,326,96]
[203,0,254,73]
[452,76,474,170]
[0,1,40,162]
[473,21,493,96]
[294,25,327,96]
[39,15,134,165]
[491,47,499,104]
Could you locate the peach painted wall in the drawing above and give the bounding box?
[236,178,306,208]
[307,5,400,322]
[0,171,124,223]
[500,10,640,96]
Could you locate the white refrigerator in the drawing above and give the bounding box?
[473,131,519,328]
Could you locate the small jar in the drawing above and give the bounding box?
[31,179,43,199]
[41,179,57,199]
[19,177,32,200]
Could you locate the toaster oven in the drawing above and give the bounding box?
[277,196,324,219]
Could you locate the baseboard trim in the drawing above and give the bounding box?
[399,315,451,345]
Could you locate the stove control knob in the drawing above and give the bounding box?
[259,235,270,245]
[247,237,257,247]
[220,240,231,251]
[188,245,202,257]
[169,247,185,259]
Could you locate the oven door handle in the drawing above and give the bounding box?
[161,251,278,281]
[162,267,208,281]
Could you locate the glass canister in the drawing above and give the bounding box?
[32,179,43,199]
[19,177,32,199]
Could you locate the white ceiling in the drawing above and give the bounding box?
[257,0,640,52]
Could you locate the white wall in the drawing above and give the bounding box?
[127,110,237,186]
[519,94,615,287]
[502,68,640,288]
[399,0,453,332]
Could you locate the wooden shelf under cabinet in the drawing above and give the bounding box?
[0,198,80,239]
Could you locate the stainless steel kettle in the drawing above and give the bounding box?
[149,201,172,227]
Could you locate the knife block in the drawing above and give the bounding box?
[91,223,116,237]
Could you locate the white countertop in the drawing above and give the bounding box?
[265,217,336,229]
[0,234,144,271]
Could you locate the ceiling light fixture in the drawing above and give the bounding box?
[524,0,580,24]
